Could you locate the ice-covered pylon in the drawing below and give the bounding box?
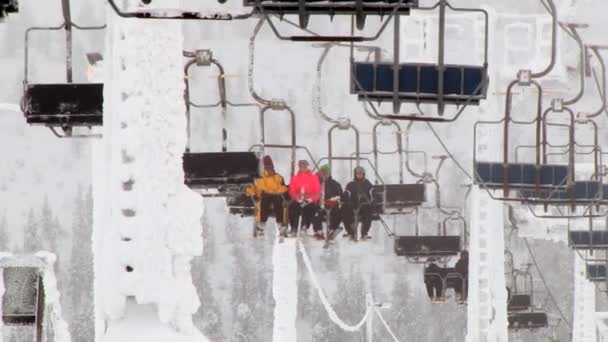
[94,0,206,341]
[466,186,509,342]
[572,254,596,342]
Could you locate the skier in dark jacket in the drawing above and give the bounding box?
[342,166,374,240]
[453,250,469,302]
[424,258,445,302]
[312,164,343,240]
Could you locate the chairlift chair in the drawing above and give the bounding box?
[586,263,607,282]
[21,0,104,138]
[473,77,575,205]
[246,0,417,36]
[351,0,489,117]
[504,256,548,330]
[182,50,261,196]
[0,0,18,18]
[394,157,465,260]
[370,120,426,214]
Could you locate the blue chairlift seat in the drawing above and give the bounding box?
[183,152,260,194]
[519,181,602,203]
[587,264,607,282]
[474,162,568,190]
[352,62,487,104]
[244,0,416,16]
[570,230,608,249]
[394,235,460,257]
[371,183,425,214]
[508,312,548,330]
[508,294,531,312]
[22,83,104,127]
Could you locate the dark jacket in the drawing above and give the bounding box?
[424,263,444,281]
[318,174,343,208]
[343,177,373,209]
[455,255,468,277]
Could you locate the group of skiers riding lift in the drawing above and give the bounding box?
[245,156,374,242]
[246,155,468,303]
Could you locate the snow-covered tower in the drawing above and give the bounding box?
[93,0,206,340]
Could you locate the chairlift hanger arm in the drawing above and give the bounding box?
[316,44,349,124]
[532,0,557,78]
[584,47,606,118]
[560,23,587,106]
[23,23,106,85]
[105,0,254,20]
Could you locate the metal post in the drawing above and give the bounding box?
[392,13,400,114]
[61,0,73,83]
[437,0,446,115]
[366,293,373,342]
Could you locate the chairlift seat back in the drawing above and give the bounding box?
[570,230,608,249]
[372,183,425,213]
[475,162,568,189]
[587,264,607,282]
[508,294,531,312]
[444,268,465,289]
[2,267,40,326]
[508,312,548,329]
[394,235,460,257]
[183,152,260,192]
[23,83,103,126]
[352,62,487,104]
[227,193,256,217]
[244,0,416,16]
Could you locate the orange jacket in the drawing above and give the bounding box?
[245,171,288,197]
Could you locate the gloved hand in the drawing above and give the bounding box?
[302,199,313,206]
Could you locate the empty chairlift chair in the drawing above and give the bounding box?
[182,50,261,197]
[473,75,576,205]
[351,1,489,116]
[569,230,608,250]
[369,119,426,216]
[505,260,548,330]
[245,0,417,31]
[586,264,607,282]
[21,19,105,137]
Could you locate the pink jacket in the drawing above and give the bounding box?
[289,170,321,203]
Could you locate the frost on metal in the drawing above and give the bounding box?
[0,253,70,342]
[96,0,204,337]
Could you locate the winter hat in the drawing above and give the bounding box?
[263,156,274,170]
[320,164,331,173]
[354,166,366,175]
[298,159,309,167]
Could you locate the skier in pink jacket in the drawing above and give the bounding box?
[287,160,321,235]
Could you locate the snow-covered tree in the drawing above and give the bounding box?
[0,212,9,250]
[68,185,94,341]
[23,208,41,252]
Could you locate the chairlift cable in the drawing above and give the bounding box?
[522,238,572,329]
